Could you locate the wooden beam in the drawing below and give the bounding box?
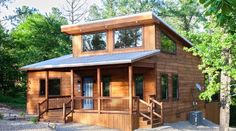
[97,68,101,114]
[70,69,74,110]
[128,65,133,115]
[45,71,49,110]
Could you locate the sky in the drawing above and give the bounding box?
[0,0,101,29]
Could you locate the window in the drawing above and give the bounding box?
[114,27,142,48]
[39,79,45,96]
[161,74,168,100]
[39,79,60,96]
[135,75,144,99]
[160,31,176,54]
[102,76,110,96]
[172,74,179,100]
[82,32,106,51]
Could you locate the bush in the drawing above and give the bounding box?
[19,112,25,118]
[0,113,3,119]
[29,117,38,124]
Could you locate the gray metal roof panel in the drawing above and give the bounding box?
[20,50,160,70]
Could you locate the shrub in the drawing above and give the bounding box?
[0,113,3,119]
[29,117,38,124]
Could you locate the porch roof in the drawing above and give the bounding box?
[20,50,160,71]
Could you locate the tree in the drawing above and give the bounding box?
[160,0,206,33]
[11,8,71,66]
[87,0,163,21]
[187,0,236,130]
[6,6,38,26]
[0,25,19,96]
[63,0,87,24]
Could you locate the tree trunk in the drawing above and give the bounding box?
[220,48,231,131]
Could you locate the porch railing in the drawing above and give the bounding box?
[37,99,48,120]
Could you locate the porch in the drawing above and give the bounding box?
[37,64,163,130]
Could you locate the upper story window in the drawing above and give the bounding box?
[160,31,176,54]
[114,27,142,49]
[82,32,106,52]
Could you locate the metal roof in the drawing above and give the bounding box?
[20,50,160,71]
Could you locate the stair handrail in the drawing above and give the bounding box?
[139,99,152,121]
[37,98,48,120]
[149,98,163,124]
[63,98,73,123]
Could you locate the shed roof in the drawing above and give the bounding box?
[61,12,192,47]
[20,50,160,71]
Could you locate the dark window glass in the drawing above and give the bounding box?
[135,75,144,99]
[82,32,106,51]
[161,74,168,100]
[160,31,176,54]
[172,74,179,99]
[102,76,110,96]
[48,79,60,96]
[114,27,142,48]
[39,79,45,96]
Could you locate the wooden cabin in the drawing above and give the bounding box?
[21,12,205,131]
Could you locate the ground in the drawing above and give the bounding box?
[0,103,226,131]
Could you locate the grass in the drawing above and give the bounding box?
[0,95,26,110]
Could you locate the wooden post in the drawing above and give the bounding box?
[97,68,101,113]
[37,103,40,120]
[70,69,74,110]
[63,103,66,123]
[150,102,153,127]
[128,66,133,115]
[45,71,49,111]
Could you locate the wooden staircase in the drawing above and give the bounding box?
[39,109,72,123]
[37,97,73,123]
[137,95,163,128]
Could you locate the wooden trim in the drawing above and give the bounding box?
[97,68,101,113]
[128,65,133,115]
[45,71,49,110]
[71,69,74,110]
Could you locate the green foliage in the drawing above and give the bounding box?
[19,112,25,117]
[11,9,71,66]
[0,95,26,109]
[29,117,38,124]
[87,0,163,21]
[0,113,3,119]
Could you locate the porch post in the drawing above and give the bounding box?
[45,71,49,111]
[97,68,101,113]
[128,65,133,114]
[70,69,74,110]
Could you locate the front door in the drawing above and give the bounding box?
[82,77,94,109]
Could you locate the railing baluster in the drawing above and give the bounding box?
[150,102,153,127]
[63,103,66,123]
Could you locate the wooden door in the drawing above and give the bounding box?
[82,77,94,109]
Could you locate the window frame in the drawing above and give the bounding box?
[160,73,169,101]
[113,26,144,50]
[81,31,108,52]
[172,74,179,101]
[134,74,144,100]
[102,76,111,97]
[39,79,46,97]
[160,31,177,55]
[38,78,61,97]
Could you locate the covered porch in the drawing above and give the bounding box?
[23,50,163,130]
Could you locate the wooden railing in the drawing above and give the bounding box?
[48,95,71,110]
[37,99,48,120]
[63,99,73,123]
[138,95,163,127]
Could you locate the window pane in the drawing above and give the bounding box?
[103,76,110,96]
[82,32,106,51]
[160,31,176,54]
[161,74,168,100]
[135,75,144,99]
[39,79,45,96]
[114,27,142,48]
[172,74,179,99]
[48,79,60,96]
